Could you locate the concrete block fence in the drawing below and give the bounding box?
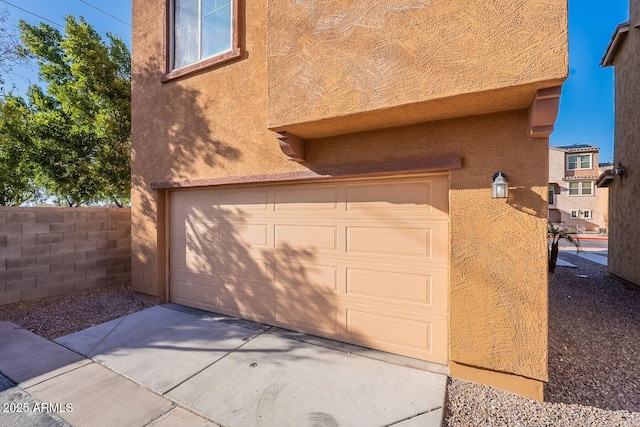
[0,207,131,306]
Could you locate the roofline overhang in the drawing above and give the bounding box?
[601,22,630,67]
[596,169,616,187]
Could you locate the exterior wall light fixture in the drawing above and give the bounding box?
[615,161,627,180]
[492,172,509,199]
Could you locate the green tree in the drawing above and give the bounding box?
[19,16,130,207]
[0,94,39,205]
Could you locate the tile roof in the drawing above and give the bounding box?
[552,144,599,152]
[563,175,599,181]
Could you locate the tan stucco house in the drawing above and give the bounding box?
[598,0,640,286]
[549,144,610,232]
[131,0,568,399]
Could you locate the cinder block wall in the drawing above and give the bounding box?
[0,207,131,306]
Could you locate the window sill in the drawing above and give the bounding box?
[162,48,244,83]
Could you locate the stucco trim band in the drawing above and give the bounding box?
[449,361,545,401]
[150,156,462,189]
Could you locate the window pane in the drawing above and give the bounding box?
[580,155,591,168]
[569,182,579,195]
[567,156,578,169]
[201,0,232,59]
[581,182,592,195]
[175,0,200,69]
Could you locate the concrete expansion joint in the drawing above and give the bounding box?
[86,315,128,356]
[141,402,225,427]
[161,327,271,396]
[383,407,444,426]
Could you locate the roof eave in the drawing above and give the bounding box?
[601,23,630,67]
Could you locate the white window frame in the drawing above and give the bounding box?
[568,181,594,196]
[571,210,578,219]
[567,154,593,170]
[582,210,592,219]
[569,182,579,196]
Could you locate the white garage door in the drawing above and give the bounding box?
[169,175,449,363]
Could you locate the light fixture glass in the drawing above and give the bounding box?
[492,172,508,199]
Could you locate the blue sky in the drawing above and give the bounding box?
[0,0,630,163]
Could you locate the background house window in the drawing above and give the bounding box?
[567,154,592,170]
[582,210,592,219]
[569,182,579,195]
[569,181,594,196]
[548,185,555,205]
[571,210,578,218]
[173,0,233,69]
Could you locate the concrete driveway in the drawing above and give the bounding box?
[0,304,447,427]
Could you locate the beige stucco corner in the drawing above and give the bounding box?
[449,361,545,401]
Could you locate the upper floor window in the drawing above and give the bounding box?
[567,154,592,170]
[164,0,242,81]
[569,181,593,196]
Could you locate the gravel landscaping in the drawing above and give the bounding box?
[0,284,153,340]
[1,255,639,426]
[446,252,640,426]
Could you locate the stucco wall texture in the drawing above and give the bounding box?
[267,0,568,137]
[132,0,567,398]
[608,1,640,285]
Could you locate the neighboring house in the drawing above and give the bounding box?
[131,0,568,399]
[549,144,611,232]
[598,0,640,286]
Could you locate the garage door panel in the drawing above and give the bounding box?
[171,219,218,249]
[275,225,338,251]
[275,262,339,293]
[346,309,429,349]
[219,255,273,283]
[219,223,269,248]
[170,277,219,311]
[172,250,219,276]
[346,226,430,257]
[346,269,430,304]
[275,186,339,211]
[218,189,269,212]
[345,311,448,363]
[219,288,275,322]
[346,177,448,218]
[346,182,431,211]
[275,298,340,334]
[170,190,218,219]
[346,268,448,311]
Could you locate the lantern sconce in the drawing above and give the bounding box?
[615,161,627,181]
[492,172,509,199]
